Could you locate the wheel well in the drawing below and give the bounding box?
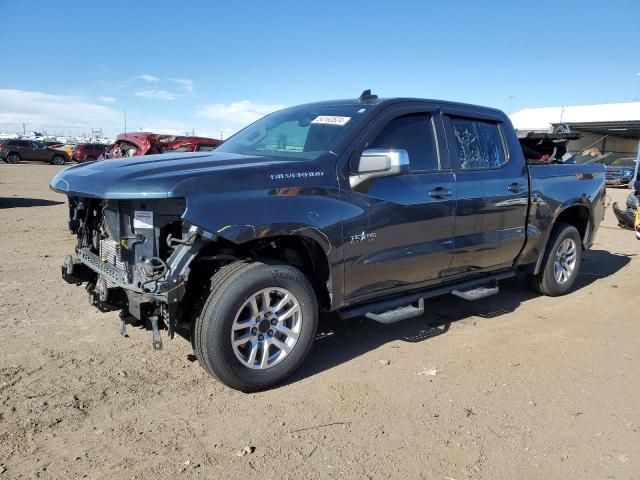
[186,235,332,313]
[555,205,590,246]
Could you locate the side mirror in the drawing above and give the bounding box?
[350,148,409,188]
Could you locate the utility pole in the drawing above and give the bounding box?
[508,96,514,115]
[123,109,127,133]
[22,123,26,135]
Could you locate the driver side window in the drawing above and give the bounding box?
[369,114,440,171]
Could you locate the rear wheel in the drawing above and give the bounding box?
[5,153,20,164]
[52,155,66,165]
[194,261,318,392]
[85,155,96,162]
[529,222,582,296]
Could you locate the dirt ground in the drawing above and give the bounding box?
[0,163,638,479]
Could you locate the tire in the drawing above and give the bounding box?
[194,260,318,392]
[528,222,582,296]
[5,153,20,164]
[85,156,96,163]
[52,155,66,165]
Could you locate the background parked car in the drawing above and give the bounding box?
[54,144,75,159]
[158,135,222,152]
[0,139,69,165]
[72,143,108,162]
[102,133,161,159]
[102,133,221,159]
[602,157,638,188]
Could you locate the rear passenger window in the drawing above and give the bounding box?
[450,117,506,169]
[369,114,439,171]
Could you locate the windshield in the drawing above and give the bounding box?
[611,158,636,167]
[215,104,370,160]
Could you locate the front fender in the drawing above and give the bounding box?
[181,186,344,258]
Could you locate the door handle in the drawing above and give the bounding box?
[507,183,525,193]
[428,187,453,199]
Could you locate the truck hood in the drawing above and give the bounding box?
[50,151,302,199]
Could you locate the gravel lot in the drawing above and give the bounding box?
[0,163,638,479]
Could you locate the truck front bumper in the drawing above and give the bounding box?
[61,249,184,339]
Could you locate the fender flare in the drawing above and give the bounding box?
[211,222,333,256]
[531,201,593,275]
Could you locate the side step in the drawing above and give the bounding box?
[366,299,424,324]
[452,281,499,301]
[339,269,515,320]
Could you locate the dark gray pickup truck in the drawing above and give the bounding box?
[50,91,606,391]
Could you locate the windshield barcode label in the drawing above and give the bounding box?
[311,115,351,126]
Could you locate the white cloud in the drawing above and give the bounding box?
[0,89,120,131]
[135,89,179,101]
[99,96,117,103]
[196,100,285,126]
[170,78,193,93]
[138,74,159,82]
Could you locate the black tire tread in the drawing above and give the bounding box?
[194,259,318,392]
[528,222,581,296]
[5,153,20,164]
[193,260,254,377]
[52,155,65,165]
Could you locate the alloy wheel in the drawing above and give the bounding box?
[230,287,302,369]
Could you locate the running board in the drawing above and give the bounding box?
[339,269,515,320]
[451,280,499,301]
[365,299,424,324]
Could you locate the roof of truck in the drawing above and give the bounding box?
[289,96,506,116]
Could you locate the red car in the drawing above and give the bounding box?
[103,133,221,159]
[158,136,222,152]
[72,143,109,163]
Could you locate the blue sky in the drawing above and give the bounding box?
[0,0,638,138]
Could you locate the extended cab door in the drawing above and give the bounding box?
[442,111,529,273]
[342,107,456,301]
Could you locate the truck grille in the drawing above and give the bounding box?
[99,239,126,287]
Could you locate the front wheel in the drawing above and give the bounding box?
[528,222,582,296]
[194,261,318,392]
[52,155,66,165]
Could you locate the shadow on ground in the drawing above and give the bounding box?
[576,249,634,288]
[0,197,64,209]
[287,249,632,385]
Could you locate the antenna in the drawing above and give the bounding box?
[358,89,378,102]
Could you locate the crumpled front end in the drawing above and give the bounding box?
[61,195,214,349]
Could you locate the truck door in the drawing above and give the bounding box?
[442,112,529,272]
[343,109,456,301]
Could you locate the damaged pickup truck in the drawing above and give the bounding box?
[50,91,606,392]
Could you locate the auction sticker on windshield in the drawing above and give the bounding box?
[311,115,351,126]
[133,210,154,229]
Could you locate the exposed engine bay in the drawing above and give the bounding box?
[62,196,208,348]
